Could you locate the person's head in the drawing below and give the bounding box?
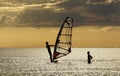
[46,42,48,45]
[87,51,90,54]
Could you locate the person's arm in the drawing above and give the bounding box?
[49,45,55,47]
[91,55,93,59]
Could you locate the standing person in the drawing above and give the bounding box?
[87,51,93,64]
[46,42,53,63]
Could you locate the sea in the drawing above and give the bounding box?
[0,48,120,76]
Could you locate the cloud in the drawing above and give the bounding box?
[86,0,120,16]
[86,0,112,5]
[90,26,120,32]
[13,1,68,27]
[85,0,120,24]
[0,0,120,27]
[0,0,64,26]
[53,0,120,24]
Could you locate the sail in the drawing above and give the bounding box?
[53,17,73,60]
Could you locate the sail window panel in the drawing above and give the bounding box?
[58,41,71,47]
[59,36,66,43]
[59,35,71,42]
[57,44,70,49]
[61,28,72,35]
[57,47,69,54]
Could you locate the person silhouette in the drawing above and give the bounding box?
[87,51,93,64]
[46,42,53,62]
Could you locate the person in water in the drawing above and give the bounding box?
[87,51,93,64]
[46,42,53,62]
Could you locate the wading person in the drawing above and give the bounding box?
[87,51,93,64]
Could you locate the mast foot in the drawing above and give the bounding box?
[52,60,58,63]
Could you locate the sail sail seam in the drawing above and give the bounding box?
[64,27,72,28]
[57,46,68,51]
[61,34,72,36]
[59,42,70,44]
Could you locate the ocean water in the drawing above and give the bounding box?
[0,48,120,76]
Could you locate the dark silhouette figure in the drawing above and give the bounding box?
[68,48,71,53]
[87,51,93,64]
[46,42,53,62]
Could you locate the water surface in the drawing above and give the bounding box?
[0,48,120,76]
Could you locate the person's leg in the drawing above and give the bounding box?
[48,50,53,62]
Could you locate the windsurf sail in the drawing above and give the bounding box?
[53,17,73,61]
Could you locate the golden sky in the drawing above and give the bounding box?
[0,26,120,48]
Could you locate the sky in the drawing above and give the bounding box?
[0,0,120,48]
[0,0,120,27]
